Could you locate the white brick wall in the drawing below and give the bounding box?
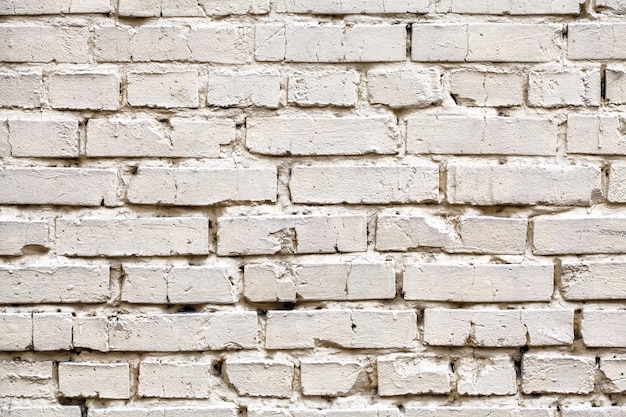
[0,1,624,415]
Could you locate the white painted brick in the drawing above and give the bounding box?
[561,261,626,300]
[0,0,110,14]
[367,68,442,108]
[522,354,595,394]
[290,165,439,204]
[407,116,557,156]
[0,407,81,417]
[403,263,553,302]
[533,214,626,255]
[562,409,626,417]
[447,163,601,206]
[0,220,48,255]
[0,168,118,206]
[265,310,417,349]
[108,313,257,351]
[423,309,573,347]
[88,407,237,417]
[609,164,626,202]
[139,362,211,398]
[528,70,601,107]
[247,115,398,156]
[127,167,276,205]
[8,117,78,157]
[600,356,626,392]
[275,0,427,13]
[412,24,562,62]
[73,317,109,351]
[449,70,525,106]
[225,359,294,397]
[437,0,584,14]
[56,217,208,257]
[207,70,280,108]
[122,265,235,304]
[59,363,130,399]
[86,118,234,158]
[288,70,359,107]
[32,313,72,351]
[569,23,626,59]
[582,310,626,347]
[0,25,89,62]
[0,265,109,304]
[377,356,451,396]
[606,68,626,104]
[456,356,516,396]
[300,359,366,396]
[218,214,367,256]
[188,25,252,63]
[255,24,406,62]
[567,114,626,154]
[596,0,626,12]
[0,361,53,398]
[405,407,553,417]
[0,314,32,350]
[0,71,41,108]
[118,0,267,16]
[245,261,395,302]
[48,72,120,110]
[376,211,527,254]
[127,71,198,108]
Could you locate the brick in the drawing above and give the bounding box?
[405,408,553,417]
[225,359,294,397]
[290,165,439,204]
[246,115,398,156]
[367,68,442,108]
[0,0,110,14]
[0,25,89,62]
[449,70,525,106]
[265,310,417,349]
[582,310,626,347]
[0,361,53,398]
[8,117,78,157]
[33,313,72,351]
[73,317,109,351]
[0,314,32,350]
[0,71,41,108]
[437,0,584,14]
[403,263,553,302]
[59,363,130,399]
[456,356,516,396]
[522,354,595,394]
[600,356,626,392]
[562,409,626,417]
[48,72,120,110]
[127,71,198,108]
[0,265,109,304]
[528,70,601,107]
[377,356,451,396]
[376,211,527,254]
[207,70,280,108]
[561,261,626,300]
[274,0,427,13]
[567,114,626,154]
[533,214,626,255]
[86,117,234,158]
[217,214,367,256]
[108,313,257,351]
[56,217,208,257]
[255,24,406,62]
[122,265,235,304]
[127,167,276,205]
[569,23,626,59]
[244,261,395,302]
[0,168,118,206]
[407,116,557,156]
[295,409,400,417]
[139,362,211,398]
[447,163,601,206]
[300,359,366,396]
[606,67,626,104]
[288,70,359,107]
[423,309,573,347]
[0,220,48,256]
[609,164,626,202]
[88,407,236,417]
[117,0,268,16]
[0,407,81,417]
[412,24,562,62]
[596,0,626,13]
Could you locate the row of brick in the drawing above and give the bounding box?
[2,308,626,350]
[3,23,626,63]
[0,260,623,305]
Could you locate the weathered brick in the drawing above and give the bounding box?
[0,71,41,108]
[48,72,120,110]
[528,70,601,107]
[288,70,359,107]
[567,114,626,154]
[139,362,211,398]
[367,68,442,108]
[569,23,626,59]
[274,0,427,13]
[0,220,48,256]
[127,71,198,108]
[290,165,439,204]
[561,261,626,300]
[562,409,626,417]
[207,70,281,108]
[59,363,130,399]
[73,317,109,352]
[596,0,626,13]
[0,361,54,398]
[300,359,367,396]
[0,0,110,14]
[456,356,516,396]
[0,407,81,417]
[606,67,626,104]
[405,407,552,417]
[449,70,525,106]
[0,25,89,62]
[582,310,626,347]
[0,314,32,350]
[8,117,78,157]
[436,0,584,14]
[225,360,294,397]
[88,407,236,417]
[600,356,626,393]
[32,313,72,351]
[117,0,268,16]
[609,164,626,202]
[407,116,557,156]
[377,356,452,396]
[522,354,595,394]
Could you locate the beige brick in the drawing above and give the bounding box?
[288,70,359,107]
[59,363,130,399]
[0,361,54,398]
[225,360,294,397]
[139,362,211,398]
[8,117,78,157]
[127,71,198,108]
[0,220,48,255]
[522,354,595,394]
[377,357,452,396]
[367,68,442,108]
[0,71,41,108]
[449,71,525,106]
[48,72,120,110]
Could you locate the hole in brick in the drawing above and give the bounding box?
[177,305,197,313]
[279,302,296,310]
[129,166,139,175]
[212,359,224,377]
[351,323,357,330]
[257,309,267,318]
[100,199,105,206]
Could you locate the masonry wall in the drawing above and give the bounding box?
[1,0,626,416]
